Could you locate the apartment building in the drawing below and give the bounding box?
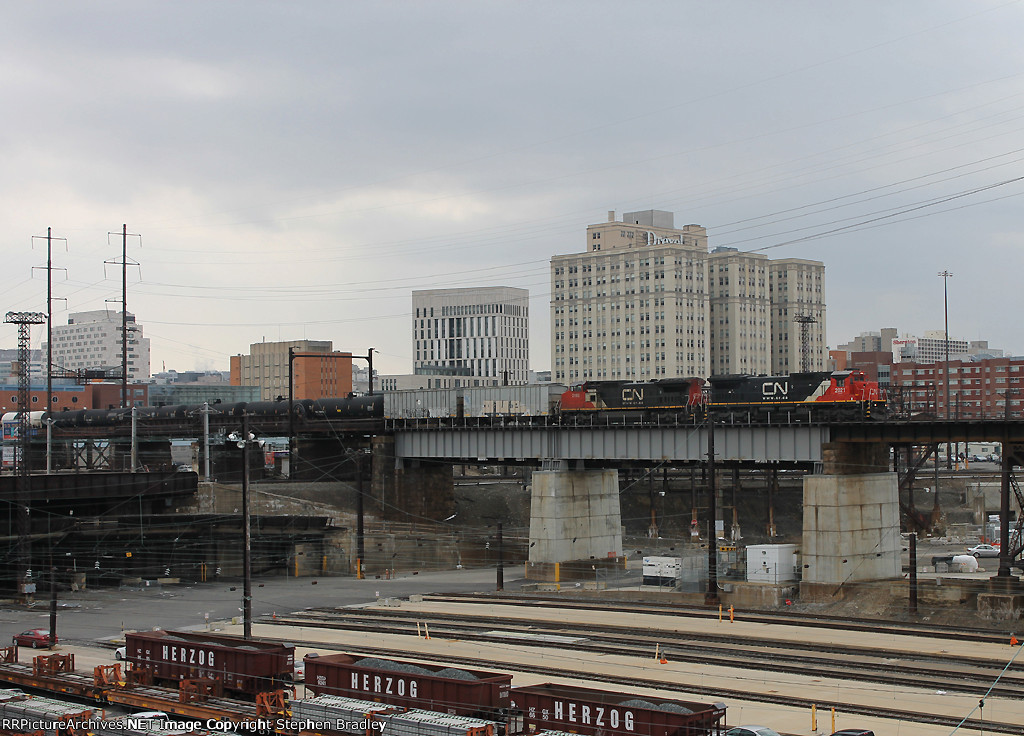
[768,259,826,373]
[550,210,826,384]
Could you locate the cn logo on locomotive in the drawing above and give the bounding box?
[621,388,644,403]
[761,381,789,397]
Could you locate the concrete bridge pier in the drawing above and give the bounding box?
[800,442,901,601]
[526,462,624,581]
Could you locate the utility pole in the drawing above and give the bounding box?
[496,523,504,591]
[31,228,67,473]
[938,271,953,469]
[705,416,719,605]
[996,390,1016,582]
[104,225,140,408]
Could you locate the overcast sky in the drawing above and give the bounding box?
[3,1,1024,378]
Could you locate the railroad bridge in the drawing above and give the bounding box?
[7,416,1024,601]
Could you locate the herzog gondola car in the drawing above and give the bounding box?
[123,630,294,696]
[304,653,513,719]
[511,683,726,736]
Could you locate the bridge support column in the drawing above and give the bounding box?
[526,466,623,581]
[372,436,454,523]
[800,442,900,600]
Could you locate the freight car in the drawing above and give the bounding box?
[0,689,95,734]
[511,683,726,736]
[384,385,563,420]
[304,654,514,721]
[293,695,501,736]
[123,630,294,697]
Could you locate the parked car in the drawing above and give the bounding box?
[114,645,126,660]
[726,728,782,736]
[968,543,1001,558]
[11,629,56,648]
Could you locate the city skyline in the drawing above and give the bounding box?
[2,3,1023,376]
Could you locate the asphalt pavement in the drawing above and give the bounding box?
[0,567,521,647]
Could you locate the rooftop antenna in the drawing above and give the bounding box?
[795,314,817,372]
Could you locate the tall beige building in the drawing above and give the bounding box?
[708,247,771,376]
[551,210,709,383]
[550,210,826,384]
[769,259,827,373]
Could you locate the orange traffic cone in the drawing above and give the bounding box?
[1011,635,1019,646]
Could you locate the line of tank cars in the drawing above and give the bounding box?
[6,370,884,436]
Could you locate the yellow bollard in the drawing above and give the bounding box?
[811,704,817,732]
[729,605,735,623]
[831,708,836,732]
[718,604,723,622]
[555,562,560,583]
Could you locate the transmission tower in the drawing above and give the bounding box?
[795,314,817,372]
[5,310,45,596]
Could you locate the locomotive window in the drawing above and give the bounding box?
[835,378,846,388]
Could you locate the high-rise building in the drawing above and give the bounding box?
[230,340,352,401]
[708,247,771,376]
[550,210,826,383]
[768,259,827,373]
[45,310,151,380]
[551,210,709,383]
[412,287,529,387]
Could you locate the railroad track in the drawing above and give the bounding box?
[428,593,1017,642]
[266,608,1024,698]
[261,635,1022,735]
[257,598,1024,734]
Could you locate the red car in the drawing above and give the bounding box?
[11,629,56,648]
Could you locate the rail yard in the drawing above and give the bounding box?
[0,573,1020,736]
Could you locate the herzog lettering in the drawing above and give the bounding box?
[162,644,215,667]
[552,700,634,731]
[350,672,419,698]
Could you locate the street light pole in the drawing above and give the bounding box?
[939,271,953,469]
[241,412,252,640]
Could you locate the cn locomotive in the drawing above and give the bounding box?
[559,370,884,421]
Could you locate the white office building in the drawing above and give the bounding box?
[45,310,151,380]
[412,287,529,387]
